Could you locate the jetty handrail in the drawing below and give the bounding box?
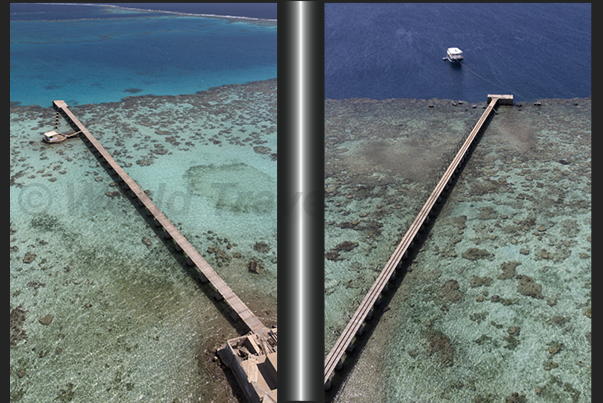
[52,100,270,337]
[324,95,507,385]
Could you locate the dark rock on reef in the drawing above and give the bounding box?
[424,328,454,367]
[334,241,359,252]
[504,392,527,403]
[38,314,53,326]
[325,241,359,261]
[325,251,340,261]
[23,253,36,264]
[210,247,231,262]
[248,261,258,273]
[10,305,28,348]
[470,276,493,287]
[27,281,45,289]
[253,146,272,155]
[441,279,463,302]
[499,261,521,280]
[515,274,544,299]
[253,242,270,253]
[461,248,492,261]
[136,158,155,166]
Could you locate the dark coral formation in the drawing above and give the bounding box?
[440,279,463,302]
[253,242,270,253]
[470,276,493,287]
[499,261,521,280]
[326,241,359,261]
[461,247,492,261]
[516,274,544,299]
[504,392,527,403]
[10,305,27,348]
[424,328,455,367]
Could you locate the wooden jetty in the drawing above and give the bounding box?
[51,100,271,338]
[324,95,513,388]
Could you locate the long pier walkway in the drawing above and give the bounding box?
[324,94,513,387]
[52,100,271,338]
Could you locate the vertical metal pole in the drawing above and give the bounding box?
[278,1,324,401]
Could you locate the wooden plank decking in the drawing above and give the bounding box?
[324,95,510,386]
[53,100,270,337]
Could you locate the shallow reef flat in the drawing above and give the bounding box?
[325,97,591,403]
[10,79,276,403]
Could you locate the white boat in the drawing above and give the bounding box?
[42,130,66,143]
[41,129,81,143]
[445,47,463,63]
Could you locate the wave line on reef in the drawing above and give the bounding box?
[39,3,277,22]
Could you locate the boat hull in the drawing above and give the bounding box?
[42,134,66,143]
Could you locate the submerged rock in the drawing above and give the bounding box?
[325,251,340,261]
[424,329,454,367]
[253,242,270,253]
[441,279,463,302]
[253,146,272,154]
[38,314,53,326]
[334,241,359,252]
[10,305,27,348]
[23,253,36,264]
[499,261,521,280]
[516,274,544,299]
[461,248,492,261]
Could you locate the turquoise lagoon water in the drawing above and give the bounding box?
[325,97,591,402]
[10,4,277,107]
[11,4,276,403]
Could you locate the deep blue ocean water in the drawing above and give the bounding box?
[10,3,277,106]
[325,3,591,102]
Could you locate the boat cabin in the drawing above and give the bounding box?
[42,130,66,143]
[446,47,464,62]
